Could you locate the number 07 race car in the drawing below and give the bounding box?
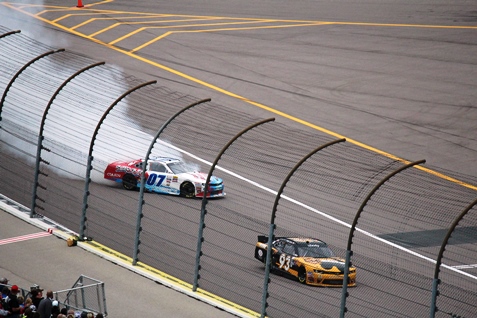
[103,157,225,198]
[254,235,356,287]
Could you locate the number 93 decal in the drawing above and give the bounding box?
[279,254,292,271]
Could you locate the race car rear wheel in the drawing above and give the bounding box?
[122,174,138,191]
[180,182,195,198]
[269,260,278,273]
[298,267,307,284]
[269,255,279,273]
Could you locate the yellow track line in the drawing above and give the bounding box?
[129,21,316,51]
[84,239,261,317]
[111,20,278,46]
[3,2,476,191]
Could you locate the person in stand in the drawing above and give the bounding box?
[16,296,24,315]
[36,290,53,318]
[29,290,43,310]
[22,298,32,314]
[0,279,8,291]
[7,285,21,318]
[50,300,60,318]
[1,286,9,300]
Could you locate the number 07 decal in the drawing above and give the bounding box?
[146,173,166,187]
[279,254,291,271]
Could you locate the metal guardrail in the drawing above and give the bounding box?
[0,274,106,317]
[54,275,107,317]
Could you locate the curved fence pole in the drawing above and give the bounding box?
[261,138,346,317]
[340,159,426,317]
[0,49,64,125]
[192,117,276,292]
[0,29,21,39]
[429,197,477,318]
[79,80,157,240]
[30,62,105,218]
[132,98,211,265]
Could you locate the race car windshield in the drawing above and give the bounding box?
[297,245,335,258]
[167,162,189,174]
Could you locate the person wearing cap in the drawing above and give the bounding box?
[51,300,60,318]
[7,285,21,318]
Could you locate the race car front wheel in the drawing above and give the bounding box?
[298,267,307,284]
[122,174,138,191]
[180,182,195,198]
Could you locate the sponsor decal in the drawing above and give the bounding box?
[172,176,178,182]
[106,173,122,178]
[307,272,314,282]
[115,166,141,176]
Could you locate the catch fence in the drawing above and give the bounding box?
[1,25,476,318]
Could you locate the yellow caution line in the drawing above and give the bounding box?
[4,2,477,191]
[110,19,276,45]
[86,17,224,37]
[83,239,261,317]
[129,22,326,52]
[5,1,477,29]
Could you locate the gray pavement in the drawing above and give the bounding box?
[1,1,476,317]
[0,202,244,318]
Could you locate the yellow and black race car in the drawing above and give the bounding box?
[254,235,356,287]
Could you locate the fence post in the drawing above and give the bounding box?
[133,98,211,265]
[429,197,477,318]
[340,159,426,317]
[260,138,346,317]
[193,118,275,292]
[30,61,105,218]
[79,80,157,240]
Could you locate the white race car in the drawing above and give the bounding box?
[104,157,225,198]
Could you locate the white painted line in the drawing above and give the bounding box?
[158,140,477,281]
[452,264,477,270]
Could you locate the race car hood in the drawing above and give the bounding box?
[298,257,350,272]
[180,172,223,184]
[109,159,143,168]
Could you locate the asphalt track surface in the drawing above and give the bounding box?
[0,1,476,318]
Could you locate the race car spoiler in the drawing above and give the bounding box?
[257,235,282,243]
[258,235,268,243]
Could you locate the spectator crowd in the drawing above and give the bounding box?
[0,278,104,318]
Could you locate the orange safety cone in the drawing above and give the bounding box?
[77,0,84,8]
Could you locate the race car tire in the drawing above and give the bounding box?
[298,267,307,284]
[269,255,279,272]
[259,251,275,272]
[122,174,138,190]
[180,182,195,198]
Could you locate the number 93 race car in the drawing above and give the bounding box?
[103,157,225,198]
[254,235,356,287]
